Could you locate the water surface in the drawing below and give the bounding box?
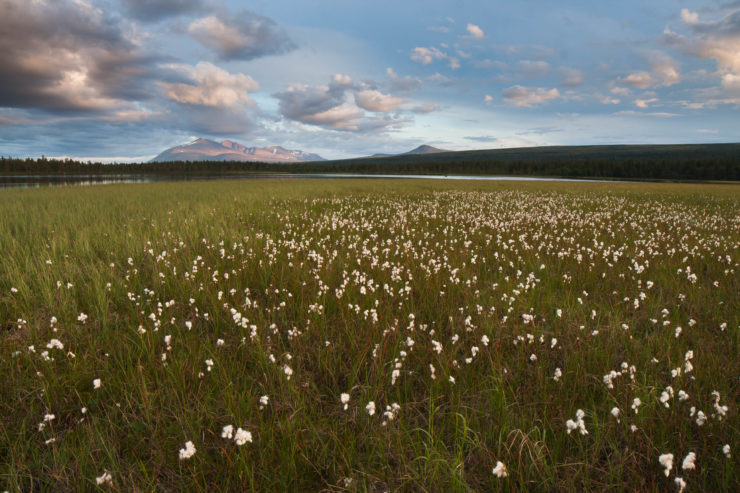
[0,173,604,189]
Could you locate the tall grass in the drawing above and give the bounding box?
[1,179,738,491]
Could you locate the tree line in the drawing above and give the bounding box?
[1,144,739,181]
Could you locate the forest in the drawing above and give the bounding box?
[1,143,739,181]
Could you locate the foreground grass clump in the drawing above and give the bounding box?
[0,179,738,491]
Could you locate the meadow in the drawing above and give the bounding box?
[0,179,738,491]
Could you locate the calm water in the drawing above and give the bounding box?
[0,173,604,189]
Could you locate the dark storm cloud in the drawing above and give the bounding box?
[188,10,296,61]
[0,0,165,114]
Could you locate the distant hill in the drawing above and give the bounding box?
[151,138,325,163]
[360,144,450,159]
[403,145,450,155]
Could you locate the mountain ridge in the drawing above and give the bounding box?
[150,138,326,163]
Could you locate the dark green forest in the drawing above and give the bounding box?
[2,144,739,181]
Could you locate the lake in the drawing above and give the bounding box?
[0,173,605,189]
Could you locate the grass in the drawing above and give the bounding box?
[1,179,738,491]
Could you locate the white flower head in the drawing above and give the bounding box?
[722,444,731,458]
[681,452,696,471]
[234,428,252,446]
[221,425,234,439]
[366,401,376,416]
[178,440,196,460]
[95,470,113,486]
[492,461,508,478]
[659,453,674,477]
[93,378,102,389]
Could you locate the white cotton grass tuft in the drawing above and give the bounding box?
[492,461,508,478]
[659,453,674,477]
[221,425,234,439]
[722,444,731,458]
[178,440,196,460]
[234,428,252,446]
[366,401,376,416]
[95,470,113,486]
[340,393,350,410]
[681,452,696,471]
[674,477,686,493]
[93,378,102,389]
[566,409,588,435]
[259,395,269,409]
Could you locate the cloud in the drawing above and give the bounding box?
[466,23,485,39]
[621,71,655,89]
[161,62,258,107]
[410,46,460,69]
[613,110,680,118]
[121,0,203,22]
[354,90,405,112]
[0,0,161,115]
[188,11,296,61]
[273,76,407,132]
[158,62,261,135]
[464,135,498,143]
[411,102,439,113]
[501,86,560,107]
[663,9,740,74]
[411,46,445,65]
[722,72,740,94]
[558,67,585,88]
[634,97,658,108]
[518,60,550,77]
[680,8,700,25]
[648,52,681,86]
[662,8,740,104]
[386,68,422,93]
[484,94,494,104]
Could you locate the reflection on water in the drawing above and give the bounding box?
[0,173,603,189]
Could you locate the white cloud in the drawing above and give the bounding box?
[680,9,699,25]
[410,46,460,69]
[484,94,494,104]
[501,86,560,107]
[649,53,681,86]
[331,73,353,87]
[722,73,740,95]
[411,46,446,65]
[162,62,258,107]
[634,98,658,108]
[354,89,405,112]
[662,8,740,105]
[466,23,485,39]
[622,71,655,89]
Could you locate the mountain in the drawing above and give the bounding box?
[150,138,325,163]
[403,145,450,155]
[359,145,450,159]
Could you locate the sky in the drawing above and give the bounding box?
[0,0,739,161]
